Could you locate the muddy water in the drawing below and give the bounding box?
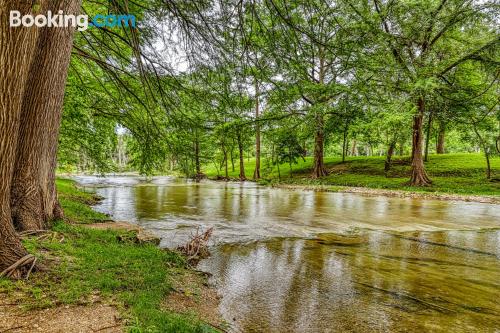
[75,176,500,332]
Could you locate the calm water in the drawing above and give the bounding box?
[75,176,500,332]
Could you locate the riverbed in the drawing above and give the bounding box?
[75,176,500,332]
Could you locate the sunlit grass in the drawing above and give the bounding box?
[204,153,500,196]
[56,178,109,224]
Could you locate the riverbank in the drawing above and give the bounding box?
[0,179,223,333]
[204,153,500,200]
[269,183,500,204]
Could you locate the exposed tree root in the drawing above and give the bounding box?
[18,229,49,238]
[406,167,433,186]
[0,254,37,280]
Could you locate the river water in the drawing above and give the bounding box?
[75,176,500,332]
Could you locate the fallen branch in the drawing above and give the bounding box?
[0,255,37,279]
[177,227,214,263]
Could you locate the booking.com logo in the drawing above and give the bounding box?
[10,10,136,31]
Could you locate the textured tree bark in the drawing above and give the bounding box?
[237,132,246,181]
[312,113,328,178]
[253,80,261,180]
[436,121,446,154]
[11,0,81,231]
[409,97,432,186]
[312,50,328,178]
[0,0,40,274]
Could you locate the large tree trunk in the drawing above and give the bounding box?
[0,0,40,275]
[10,0,80,232]
[409,97,432,186]
[312,50,328,178]
[312,113,328,178]
[253,80,261,180]
[237,132,246,181]
[436,121,446,154]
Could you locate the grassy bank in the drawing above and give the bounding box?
[0,179,219,333]
[204,153,500,196]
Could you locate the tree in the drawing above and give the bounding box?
[246,0,358,178]
[447,61,499,179]
[0,0,38,277]
[253,79,262,180]
[350,0,499,185]
[11,0,81,232]
[0,0,83,276]
[275,132,306,177]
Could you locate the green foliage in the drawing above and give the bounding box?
[57,0,499,187]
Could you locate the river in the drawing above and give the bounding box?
[75,175,500,332]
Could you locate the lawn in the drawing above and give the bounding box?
[204,153,500,196]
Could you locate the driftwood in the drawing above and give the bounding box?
[177,227,213,263]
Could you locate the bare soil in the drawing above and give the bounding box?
[0,300,122,333]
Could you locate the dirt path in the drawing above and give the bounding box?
[0,301,122,333]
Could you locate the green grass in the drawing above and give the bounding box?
[0,179,217,333]
[204,153,500,196]
[57,178,109,224]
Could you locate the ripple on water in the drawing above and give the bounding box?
[76,176,500,332]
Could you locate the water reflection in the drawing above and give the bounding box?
[73,176,500,332]
[75,176,500,248]
[199,231,500,332]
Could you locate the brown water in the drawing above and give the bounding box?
[76,176,500,332]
